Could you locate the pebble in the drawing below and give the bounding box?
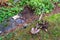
[23,23,28,29]
[15,19,25,24]
[5,26,12,31]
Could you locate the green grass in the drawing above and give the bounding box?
[1,13,60,40]
[44,13,60,40]
[0,1,24,23]
[58,3,60,7]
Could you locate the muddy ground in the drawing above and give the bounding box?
[0,3,60,35]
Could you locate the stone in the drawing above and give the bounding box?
[15,19,25,24]
[23,23,28,28]
[12,14,20,20]
[5,26,12,31]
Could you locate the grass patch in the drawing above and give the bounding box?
[44,13,60,40]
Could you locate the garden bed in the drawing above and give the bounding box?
[0,0,60,40]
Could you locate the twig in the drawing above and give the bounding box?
[39,14,43,21]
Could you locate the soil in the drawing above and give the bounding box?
[52,4,60,13]
[20,6,39,22]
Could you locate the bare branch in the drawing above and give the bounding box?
[39,14,43,21]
